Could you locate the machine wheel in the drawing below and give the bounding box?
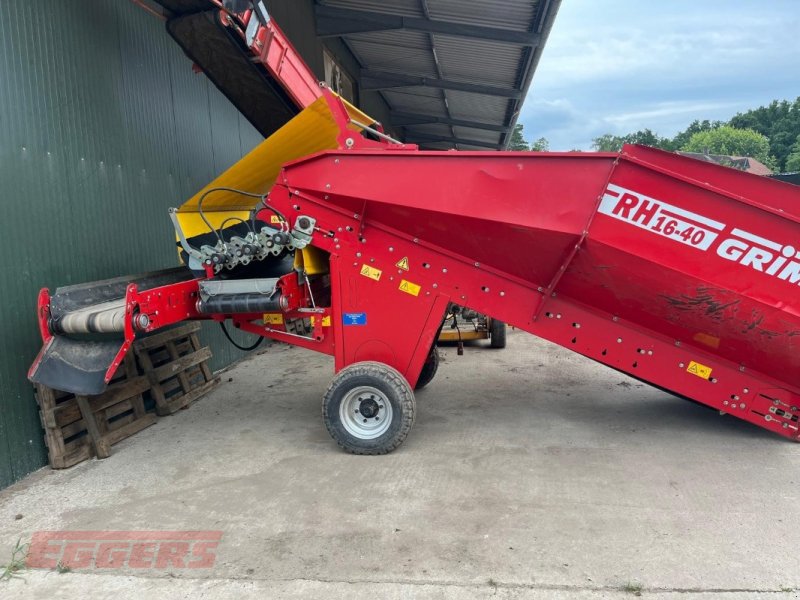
[322,361,416,455]
[489,319,507,348]
[415,347,439,390]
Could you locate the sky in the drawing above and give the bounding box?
[520,0,800,151]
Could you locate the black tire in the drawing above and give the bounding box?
[489,319,507,348]
[322,361,416,454]
[415,347,439,390]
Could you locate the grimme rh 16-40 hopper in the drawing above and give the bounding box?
[28,2,800,453]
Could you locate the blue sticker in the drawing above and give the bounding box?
[343,312,367,326]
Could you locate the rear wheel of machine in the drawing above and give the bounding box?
[489,319,507,348]
[415,347,439,390]
[322,362,416,454]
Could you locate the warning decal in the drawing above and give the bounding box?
[310,315,331,327]
[399,279,421,296]
[686,360,712,380]
[395,256,410,271]
[270,215,283,224]
[263,313,284,325]
[360,264,382,281]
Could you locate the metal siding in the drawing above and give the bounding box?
[0,0,262,487]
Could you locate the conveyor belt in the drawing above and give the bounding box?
[151,0,299,139]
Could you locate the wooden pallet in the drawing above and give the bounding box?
[134,322,220,416]
[35,355,156,468]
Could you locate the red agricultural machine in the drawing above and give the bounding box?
[29,1,800,453]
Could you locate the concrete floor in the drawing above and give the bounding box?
[1,329,799,599]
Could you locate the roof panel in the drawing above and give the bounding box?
[347,31,438,78]
[316,0,560,149]
[433,35,524,88]
[402,123,454,137]
[445,89,511,122]
[451,126,503,145]
[319,0,424,18]
[381,87,447,115]
[425,0,540,33]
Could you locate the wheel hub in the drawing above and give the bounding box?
[339,386,393,440]
[359,397,379,418]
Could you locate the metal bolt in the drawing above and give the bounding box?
[389,246,394,252]
[356,252,361,258]
[442,268,448,273]
[500,291,505,296]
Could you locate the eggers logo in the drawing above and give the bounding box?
[27,530,222,570]
[599,183,800,286]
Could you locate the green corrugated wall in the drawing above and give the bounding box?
[0,0,271,487]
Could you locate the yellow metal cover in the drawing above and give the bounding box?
[175,94,370,241]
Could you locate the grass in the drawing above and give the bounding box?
[55,561,71,574]
[0,538,29,582]
[622,581,643,596]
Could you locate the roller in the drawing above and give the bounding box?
[51,299,127,334]
[196,293,285,314]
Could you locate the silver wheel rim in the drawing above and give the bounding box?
[339,386,393,440]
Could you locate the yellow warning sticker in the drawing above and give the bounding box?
[395,256,410,271]
[310,315,332,327]
[263,313,284,325]
[686,360,712,380]
[399,279,421,296]
[360,264,382,281]
[270,215,283,224]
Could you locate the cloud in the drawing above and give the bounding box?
[521,0,800,150]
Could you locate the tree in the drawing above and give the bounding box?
[786,134,800,172]
[729,97,800,171]
[592,129,670,152]
[530,137,549,152]
[680,125,777,170]
[667,119,723,151]
[508,123,529,150]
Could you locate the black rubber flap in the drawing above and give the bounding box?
[29,337,123,396]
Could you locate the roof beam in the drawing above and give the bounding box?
[404,132,504,149]
[360,69,522,99]
[390,111,510,133]
[315,5,541,46]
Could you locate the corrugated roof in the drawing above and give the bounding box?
[315,0,561,150]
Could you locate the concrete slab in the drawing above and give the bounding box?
[1,329,798,598]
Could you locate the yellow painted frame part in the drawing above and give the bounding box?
[175,93,373,241]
